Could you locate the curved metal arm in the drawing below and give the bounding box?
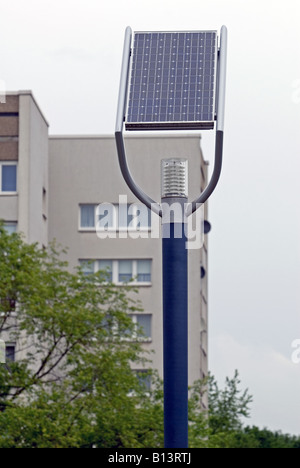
[115,26,132,135]
[115,26,227,219]
[115,26,161,216]
[115,131,162,216]
[188,25,227,216]
[187,130,223,216]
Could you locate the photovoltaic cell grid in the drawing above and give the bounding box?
[125,31,217,130]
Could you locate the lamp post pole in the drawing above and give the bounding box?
[161,159,188,448]
[115,25,227,450]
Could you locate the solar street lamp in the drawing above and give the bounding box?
[115,26,227,448]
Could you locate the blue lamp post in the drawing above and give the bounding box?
[115,26,227,448]
[161,158,189,447]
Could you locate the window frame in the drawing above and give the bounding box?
[5,343,16,363]
[114,260,152,286]
[79,203,151,232]
[3,222,17,234]
[0,162,17,194]
[123,203,151,232]
[129,313,152,342]
[79,204,97,230]
[78,259,152,286]
[96,203,117,232]
[135,370,152,391]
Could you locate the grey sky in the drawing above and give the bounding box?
[1,0,300,434]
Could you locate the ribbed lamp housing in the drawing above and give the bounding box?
[161,159,188,199]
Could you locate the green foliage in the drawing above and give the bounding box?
[208,370,253,435]
[0,225,161,448]
[188,371,253,448]
[1,224,299,448]
[235,426,300,449]
[188,372,300,448]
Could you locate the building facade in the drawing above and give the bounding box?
[0,92,209,398]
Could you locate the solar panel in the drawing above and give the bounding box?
[125,31,218,131]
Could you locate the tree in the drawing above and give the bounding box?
[189,373,300,448]
[1,225,299,448]
[188,371,253,448]
[207,370,253,434]
[235,426,300,449]
[0,225,162,448]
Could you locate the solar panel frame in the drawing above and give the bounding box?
[125,30,218,131]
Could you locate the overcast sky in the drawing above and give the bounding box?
[1,0,300,435]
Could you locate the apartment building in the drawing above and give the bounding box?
[0,91,48,245]
[0,91,209,395]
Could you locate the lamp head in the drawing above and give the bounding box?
[161,159,188,199]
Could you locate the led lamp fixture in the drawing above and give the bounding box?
[161,159,188,199]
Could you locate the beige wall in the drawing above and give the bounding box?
[0,93,209,391]
[18,92,49,245]
[0,196,18,221]
[0,92,49,360]
[48,133,208,385]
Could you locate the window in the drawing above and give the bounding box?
[98,260,113,282]
[136,370,152,391]
[96,203,116,230]
[3,222,17,234]
[79,260,95,276]
[0,163,17,193]
[79,260,113,282]
[79,203,151,231]
[79,259,152,285]
[5,344,16,362]
[118,260,133,283]
[80,205,95,228]
[130,314,152,340]
[123,204,151,230]
[116,260,151,284]
[137,260,151,282]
